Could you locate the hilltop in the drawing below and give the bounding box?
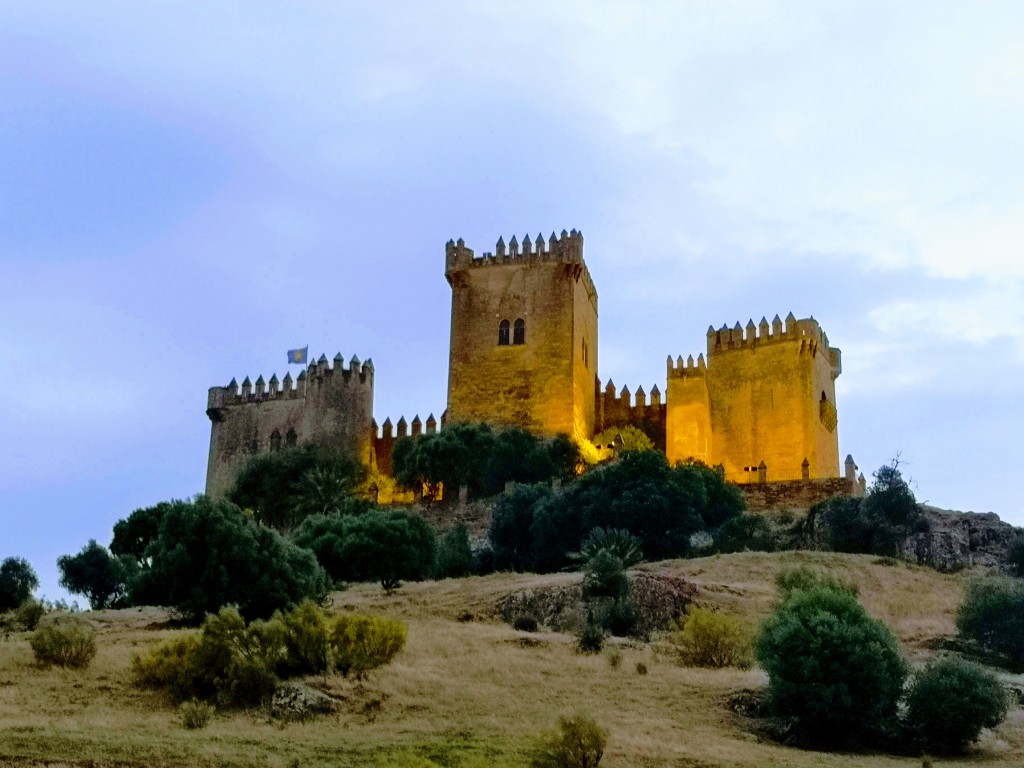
[1,551,1022,767]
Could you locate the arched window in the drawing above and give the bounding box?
[498,319,510,346]
[513,318,525,345]
[286,428,297,447]
[270,429,282,451]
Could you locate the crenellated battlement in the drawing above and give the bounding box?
[705,313,834,356]
[594,377,667,450]
[207,354,374,412]
[444,229,596,302]
[667,353,708,379]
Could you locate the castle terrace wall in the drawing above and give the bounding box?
[595,380,667,451]
[740,476,860,512]
[205,356,374,499]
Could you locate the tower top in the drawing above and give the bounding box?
[445,229,585,282]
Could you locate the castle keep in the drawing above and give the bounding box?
[206,229,853,501]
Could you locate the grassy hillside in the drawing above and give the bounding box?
[1,552,1022,767]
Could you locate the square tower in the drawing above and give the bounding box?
[444,230,598,443]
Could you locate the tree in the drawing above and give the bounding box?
[436,523,473,578]
[956,576,1024,670]
[294,509,436,589]
[757,586,908,746]
[111,501,171,568]
[904,655,1009,754]
[488,483,553,571]
[0,557,39,611]
[131,496,330,621]
[227,447,363,529]
[591,425,654,453]
[57,540,131,609]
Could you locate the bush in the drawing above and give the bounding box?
[582,551,629,601]
[904,655,1009,754]
[575,619,606,654]
[330,614,407,677]
[672,608,753,669]
[714,514,777,554]
[436,523,474,578]
[294,509,436,589]
[774,565,858,599]
[531,713,607,768]
[956,576,1024,669]
[488,483,554,571]
[0,598,45,633]
[0,557,39,612]
[572,528,643,568]
[130,496,330,621]
[274,599,332,676]
[1007,531,1024,577]
[756,587,907,746]
[57,539,131,609]
[180,698,215,730]
[513,615,539,632]
[132,607,279,706]
[30,615,97,669]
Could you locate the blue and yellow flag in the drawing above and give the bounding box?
[287,346,308,364]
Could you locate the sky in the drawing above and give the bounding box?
[2,1,1023,601]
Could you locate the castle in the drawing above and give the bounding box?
[206,230,861,505]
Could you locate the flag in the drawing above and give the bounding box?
[287,346,308,364]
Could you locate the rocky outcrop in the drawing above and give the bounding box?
[497,572,695,636]
[901,506,1020,572]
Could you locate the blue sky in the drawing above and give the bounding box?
[2,1,1022,601]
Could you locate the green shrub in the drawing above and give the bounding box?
[15,599,45,631]
[774,565,858,599]
[635,661,648,675]
[714,514,776,553]
[513,615,539,632]
[757,587,907,746]
[606,649,622,669]
[436,523,474,578]
[179,698,215,729]
[132,634,207,702]
[672,607,753,669]
[582,551,629,601]
[1007,531,1024,577]
[575,620,606,654]
[531,713,607,768]
[30,615,97,669]
[904,655,1009,754]
[956,576,1024,669]
[274,599,331,676]
[573,528,643,568]
[330,614,407,677]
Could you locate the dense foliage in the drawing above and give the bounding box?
[904,655,1009,754]
[488,451,744,573]
[809,460,926,556]
[227,447,364,529]
[129,496,330,621]
[57,539,131,610]
[392,422,579,500]
[30,614,97,669]
[757,586,907,746]
[435,523,474,578]
[293,509,436,589]
[132,604,406,706]
[0,557,38,611]
[956,576,1024,669]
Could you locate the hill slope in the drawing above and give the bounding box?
[1,552,1021,768]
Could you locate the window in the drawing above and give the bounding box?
[270,429,282,451]
[498,319,510,346]
[513,318,525,345]
[582,338,588,367]
[286,428,297,447]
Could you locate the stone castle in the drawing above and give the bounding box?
[206,229,860,505]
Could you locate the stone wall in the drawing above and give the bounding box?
[740,476,859,512]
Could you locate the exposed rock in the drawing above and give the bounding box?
[271,682,335,721]
[497,572,695,636]
[901,506,1020,572]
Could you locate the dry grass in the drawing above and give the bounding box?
[0,552,1020,767]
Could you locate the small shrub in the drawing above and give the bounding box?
[671,607,752,669]
[606,649,622,669]
[513,615,539,632]
[774,565,858,599]
[330,614,407,677]
[635,661,648,675]
[132,634,207,702]
[581,551,629,602]
[436,523,474,578]
[15,599,45,631]
[575,620,606,655]
[274,599,331,676]
[531,712,607,768]
[29,615,97,669]
[956,576,1024,669]
[603,598,640,638]
[904,655,1010,754]
[180,698,214,729]
[573,528,644,568]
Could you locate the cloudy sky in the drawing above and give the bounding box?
[2,1,1022,600]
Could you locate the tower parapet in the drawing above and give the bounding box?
[205,353,375,499]
[706,313,841,379]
